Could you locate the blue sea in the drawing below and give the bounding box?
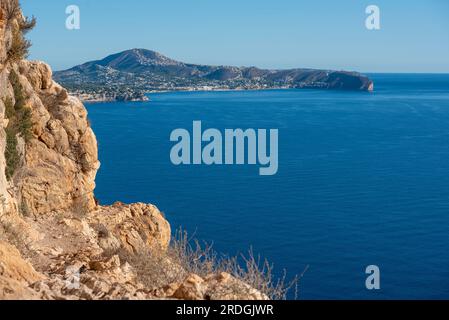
[86,74,449,299]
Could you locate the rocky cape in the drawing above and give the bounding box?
[0,1,265,300]
[54,48,374,102]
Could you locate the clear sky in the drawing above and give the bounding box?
[21,0,449,73]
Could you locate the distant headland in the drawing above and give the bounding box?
[54,48,374,102]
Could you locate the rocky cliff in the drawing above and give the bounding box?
[0,0,266,300]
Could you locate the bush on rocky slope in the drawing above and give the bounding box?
[4,0,35,64]
[4,70,32,180]
[112,228,300,300]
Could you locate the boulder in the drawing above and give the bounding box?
[169,272,269,300]
[91,203,171,253]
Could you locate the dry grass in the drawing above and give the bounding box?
[168,229,217,276]
[169,229,302,300]
[220,249,306,300]
[115,247,185,290]
[113,228,303,300]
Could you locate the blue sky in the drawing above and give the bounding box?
[21,0,449,73]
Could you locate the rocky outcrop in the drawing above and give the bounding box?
[0,0,266,301]
[15,60,100,215]
[0,241,43,300]
[0,241,42,283]
[0,207,265,300]
[0,2,12,216]
[169,273,268,300]
[92,202,171,254]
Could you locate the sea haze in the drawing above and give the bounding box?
[86,74,449,299]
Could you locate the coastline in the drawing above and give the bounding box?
[74,87,291,103]
[76,85,374,103]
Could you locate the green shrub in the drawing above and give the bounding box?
[3,70,33,180]
[5,0,36,63]
[19,200,30,217]
[7,28,31,63]
[3,97,15,121]
[5,126,19,180]
[9,70,33,142]
[20,15,36,34]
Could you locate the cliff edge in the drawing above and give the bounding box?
[0,0,266,300]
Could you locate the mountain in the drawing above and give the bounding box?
[54,49,374,101]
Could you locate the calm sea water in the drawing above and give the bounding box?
[86,74,449,299]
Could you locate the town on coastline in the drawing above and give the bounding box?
[55,49,374,103]
[66,83,293,103]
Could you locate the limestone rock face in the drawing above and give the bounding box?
[0,241,43,283]
[15,60,100,215]
[0,4,7,67]
[0,2,12,216]
[0,241,44,300]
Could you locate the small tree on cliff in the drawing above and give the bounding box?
[5,0,36,63]
[3,70,33,180]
